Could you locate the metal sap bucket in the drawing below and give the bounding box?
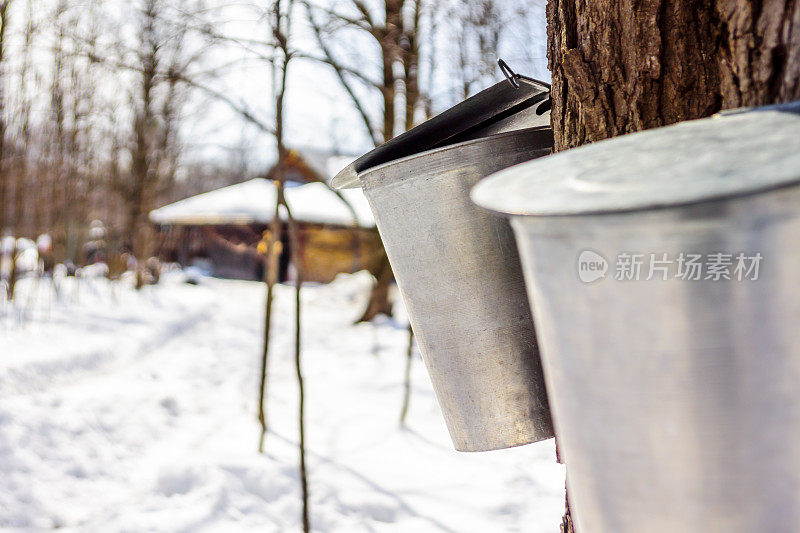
[333,78,554,452]
[472,102,800,531]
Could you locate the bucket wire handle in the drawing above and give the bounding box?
[498,58,520,88]
[498,58,544,89]
[498,58,551,115]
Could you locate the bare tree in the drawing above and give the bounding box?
[9,0,31,237]
[0,0,11,240]
[399,323,414,426]
[257,198,281,452]
[305,0,436,322]
[451,0,501,100]
[272,0,311,528]
[49,0,94,262]
[5,0,33,300]
[0,0,122,297]
[121,0,180,285]
[220,0,312,529]
[0,1,13,304]
[0,0,239,289]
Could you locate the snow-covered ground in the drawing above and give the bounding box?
[0,272,564,532]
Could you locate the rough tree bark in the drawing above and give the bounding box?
[548,0,800,152]
[545,1,800,530]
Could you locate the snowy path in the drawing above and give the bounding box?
[0,274,564,532]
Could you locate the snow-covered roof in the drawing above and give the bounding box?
[149,179,375,228]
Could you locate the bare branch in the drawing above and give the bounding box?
[303,1,373,33]
[293,51,381,88]
[175,73,275,135]
[305,3,379,147]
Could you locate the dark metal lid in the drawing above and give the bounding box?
[359,126,553,190]
[472,101,800,216]
[331,76,551,189]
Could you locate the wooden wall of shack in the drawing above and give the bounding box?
[154,222,385,283]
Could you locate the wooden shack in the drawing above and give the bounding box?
[150,178,383,283]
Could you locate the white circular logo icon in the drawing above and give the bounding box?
[577,250,608,283]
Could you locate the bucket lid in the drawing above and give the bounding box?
[331,76,550,189]
[471,101,800,217]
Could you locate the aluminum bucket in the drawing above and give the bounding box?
[472,103,800,530]
[359,127,554,451]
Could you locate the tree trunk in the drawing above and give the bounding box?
[399,322,414,426]
[546,1,800,529]
[357,253,394,322]
[548,0,800,152]
[257,212,281,453]
[0,2,10,236]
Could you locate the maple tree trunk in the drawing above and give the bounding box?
[357,254,393,322]
[546,1,800,530]
[548,0,800,152]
